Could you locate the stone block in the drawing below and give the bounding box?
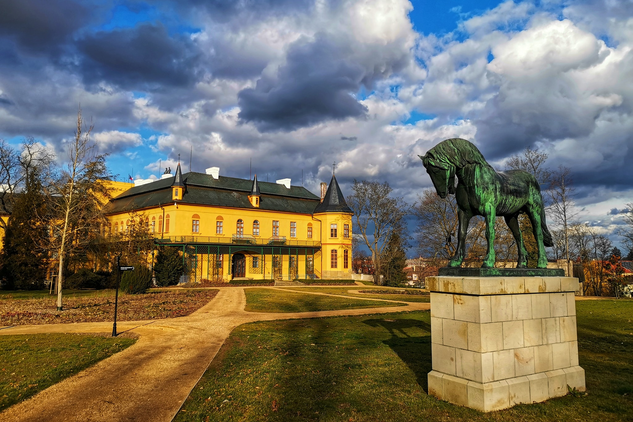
[432,343,456,375]
[479,296,492,323]
[547,369,567,398]
[503,321,524,349]
[506,376,531,405]
[552,342,571,370]
[505,277,526,294]
[480,322,504,352]
[570,340,579,366]
[467,380,510,412]
[514,347,535,377]
[527,373,549,403]
[566,293,576,316]
[431,293,454,319]
[431,316,443,344]
[479,278,507,295]
[525,277,545,293]
[440,277,464,294]
[534,344,553,373]
[564,366,586,391]
[523,319,543,347]
[426,276,438,292]
[550,293,568,317]
[542,317,560,344]
[493,350,515,380]
[443,374,470,407]
[481,352,494,383]
[427,370,444,398]
[560,316,577,342]
[454,294,480,322]
[544,277,561,292]
[560,278,579,293]
[467,322,481,351]
[443,319,468,349]
[531,294,551,319]
[456,348,481,382]
[512,295,532,320]
[491,295,512,322]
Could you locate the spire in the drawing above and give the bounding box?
[313,175,353,214]
[172,163,184,187]
[250,174,260,196]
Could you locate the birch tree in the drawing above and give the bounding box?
[49,111,111,310]
[548,166,577,277]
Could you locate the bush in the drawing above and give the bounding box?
[120,266,152,294]
[154,247,184,287]
[65,269,111,289]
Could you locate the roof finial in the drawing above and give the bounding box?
[178,153,181,164]
[332,161,337,176]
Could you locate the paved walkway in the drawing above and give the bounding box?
[0,288,429,422]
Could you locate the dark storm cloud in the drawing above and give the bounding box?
[609,208,628,215]
[0,0,90,56]
[237,34,369,132]
[172,0,315,22]
[341,136,357,141]
[77,23,204,90]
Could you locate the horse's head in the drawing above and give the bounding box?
[420,153,455,198]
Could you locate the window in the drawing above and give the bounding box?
[330,224,337,238]
[165,214,170,233]
[236,219,244,236]
[158,216,163,233]
[344,250,349,269]
[216,217,223,234]
[307,256,314,273]
[114,222,118,233]
[331,249,338,269]
[192,214,200,233]
[307,223,312,239]
[151,217,156,233]
[253,256,259,268]
[253,220,260,236]
[290,222,296,238]
[344,224,349,238]
[273,220,279,237]
[217,254,223,269]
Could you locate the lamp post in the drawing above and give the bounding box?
[112,255,120,337]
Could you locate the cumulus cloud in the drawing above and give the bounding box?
[93,131,143,154]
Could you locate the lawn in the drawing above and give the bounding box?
[176,299,633,422]
[0,334,136,412]
[0,289,218,326]
[244,288,404,313]
[280,286,430,303]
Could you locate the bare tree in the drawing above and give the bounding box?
[347,180,409,285]
[414,189,457,263]
[48,111,112,310]
[548,166,578,276]
[621,203,633,253]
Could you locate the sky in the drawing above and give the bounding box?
[1,0,633,254]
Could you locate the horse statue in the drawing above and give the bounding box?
[420,138,553,269]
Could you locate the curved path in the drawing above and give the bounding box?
[0,288,429,422]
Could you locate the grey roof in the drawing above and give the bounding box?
[172,163,184,188]
[250,175,261,196]
[313,175,353,214]
[105,171,320,215]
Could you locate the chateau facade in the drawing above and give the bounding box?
[104,165,353,282]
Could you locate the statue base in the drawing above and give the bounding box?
[439,267,565,277]
[427,275,585,412]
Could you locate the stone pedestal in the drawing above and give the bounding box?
[427,275,585,412]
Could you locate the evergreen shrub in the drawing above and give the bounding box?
[65,269,111,289]
[154,247,184,287]
[120,266,152,294]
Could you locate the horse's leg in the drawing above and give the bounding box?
[504,213,527,268]
[482,203,496,268]
[449,208,471,267]
[527,205,548,268]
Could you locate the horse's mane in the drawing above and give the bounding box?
[424,138,492,169]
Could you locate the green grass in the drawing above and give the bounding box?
[0,334,136,411]
[280,286,430,303]
[244,288,404,313]
[176,300,633,422]
[0,289,116,300]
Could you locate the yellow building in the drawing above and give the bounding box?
[104,164,353,282]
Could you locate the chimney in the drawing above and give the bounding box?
[320,182,327,202]
[205,167,220,179]
[276,178,291,189]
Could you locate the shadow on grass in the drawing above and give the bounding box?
[363,318,432,392]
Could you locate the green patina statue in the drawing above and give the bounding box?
[420,138,553,269]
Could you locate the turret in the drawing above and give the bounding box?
[171,163,184,201]
[248,174,261,208]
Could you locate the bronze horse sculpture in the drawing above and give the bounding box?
[420,138,553,269]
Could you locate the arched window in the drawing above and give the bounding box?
[114,222,118,234]
[192,214,200,233]
[236,219,244,236]
[330,223,337,238]
[331,249,338,269]
[165,214,170,233]
[158,216,163,233]
[307,223,313,239]
[344,224,349,238]
[216,216,223,234]
[272,220,280,237]
[151,216,156,233]
[253,220,260,236]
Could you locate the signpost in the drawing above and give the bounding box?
[112,256,134,337]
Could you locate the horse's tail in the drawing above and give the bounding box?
[540,206,553,247]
